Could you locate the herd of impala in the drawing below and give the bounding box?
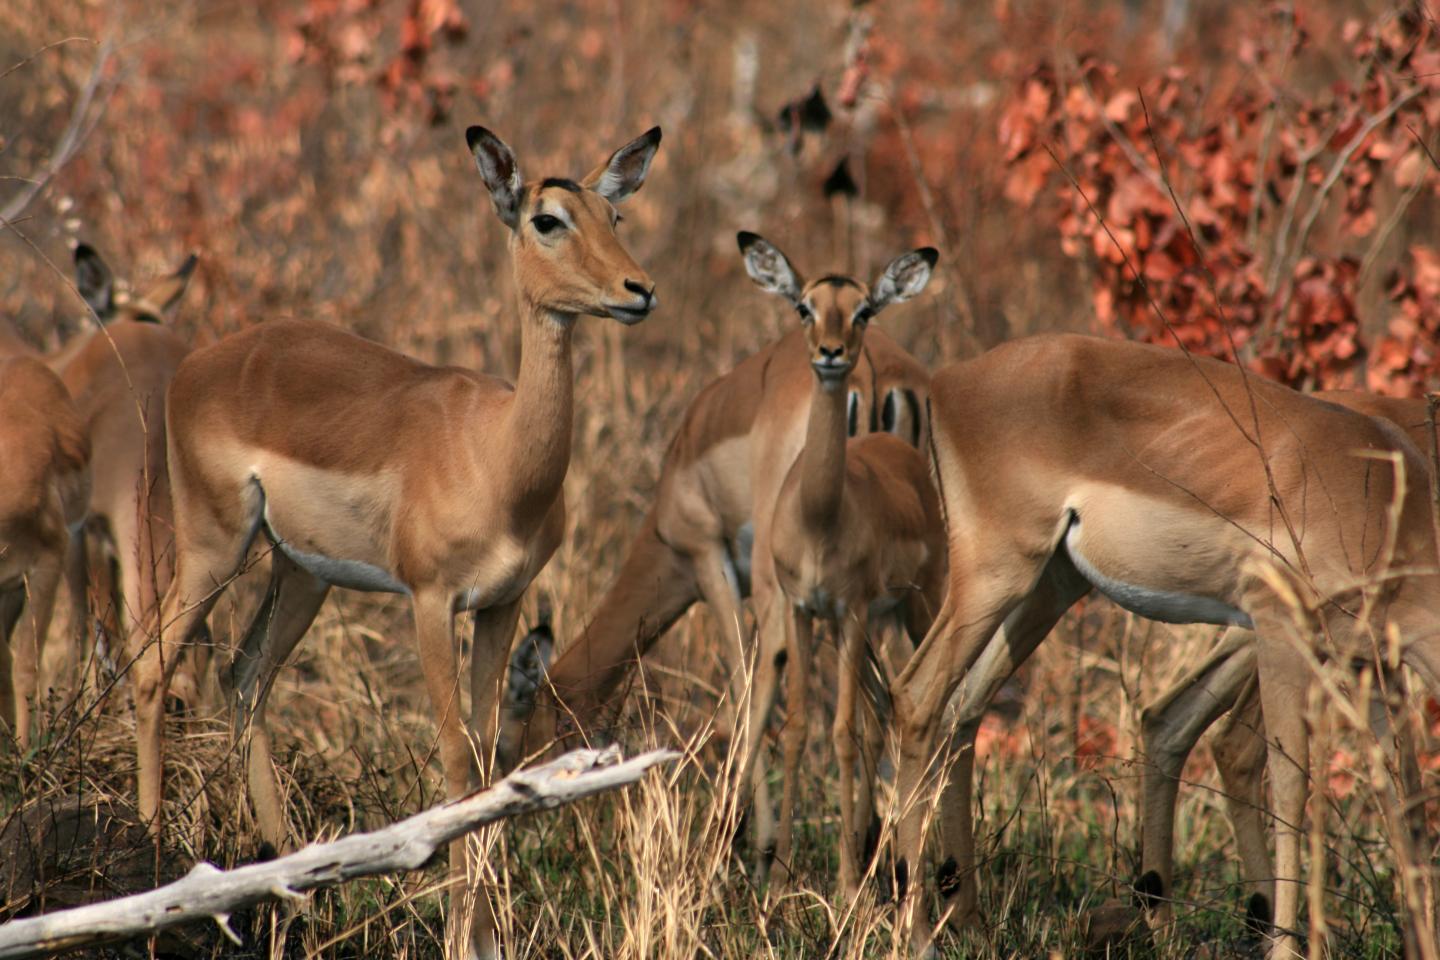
[2,122,1438,960]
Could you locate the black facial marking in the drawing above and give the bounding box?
[540,176,583,193]
[1134,869,1165,909]
[823,157,858,198]
[936,857,961,897]
[814,274,862,290]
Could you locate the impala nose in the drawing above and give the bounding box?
[813,344,851,380]
[624,278,656,310]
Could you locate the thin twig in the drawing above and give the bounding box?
[0,37,96,83]
[0,40,114,225]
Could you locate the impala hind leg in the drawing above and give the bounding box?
[1253,622,1311,960]
[135,487,261,831]
[933,551,1089,932]
[228,552,330,853]
[891,545,1060,955]
[1137,626,1260,921]
[693,550,748,748]
[1211,666,1275,927]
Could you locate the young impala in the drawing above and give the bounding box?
[133,124,662,960]
[0,356,90,746]
[507,246,932,865]
[736,231,944,894]
[890,334,1440,959]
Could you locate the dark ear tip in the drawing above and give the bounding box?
[74,242,98,264]
[918,247,940,267]
[736,230,761,251]
[178,253,199,277]
[465,125,491,151]
[645,126,662,144]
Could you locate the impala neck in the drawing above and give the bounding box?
[501,290,576,517]
[798,372,848,532]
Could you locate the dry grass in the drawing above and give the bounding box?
[1,588,1421,958]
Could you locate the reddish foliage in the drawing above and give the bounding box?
[998,8,1440,392]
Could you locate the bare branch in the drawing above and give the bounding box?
[0,37,96,83]
[0,747,678,959]
[0,39,114,226]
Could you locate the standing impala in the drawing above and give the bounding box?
[737,231,944,894]
[1134,389,1436,932]
[54,245,197,686]
[133,125,661,960]
[889,334,1440,959]
[0,356,89,746]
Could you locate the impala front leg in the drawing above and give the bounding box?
[470,599,524,780]
[414,589,495,960]
[774,606,813,885]
[834,613,866,900]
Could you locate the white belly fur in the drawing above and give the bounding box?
[1064,520,1253,628]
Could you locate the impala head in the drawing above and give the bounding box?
[466,125,662,324]
[74,244,198,323]
[737,232,937,390]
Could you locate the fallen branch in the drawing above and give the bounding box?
[0,746,677,959]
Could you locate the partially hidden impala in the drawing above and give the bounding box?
[890,334,1440,959]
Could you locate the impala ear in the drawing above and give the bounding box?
[870,247,938,310]
[582,126,662,204]
[143,253,199,318]
[74,243,115,319]
[737,231,803,303]
[466,125,524,230]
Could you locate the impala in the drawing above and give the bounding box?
[1135,389,1436,931]
[0,356,90,745]
[133,124,662,960]
[890,334,1440,959]
[53,245,197,686]
[736,231,944,894]
[509,249,933,864]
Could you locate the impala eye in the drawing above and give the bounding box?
[854,307,874,327]
[797,303,814,323]
[531,214,563,235]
